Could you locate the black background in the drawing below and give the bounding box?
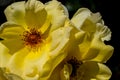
[0,0,120,80]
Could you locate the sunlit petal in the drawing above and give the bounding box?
[4,1,26,26]
[95,23,112,41]
[71,8,91,30]
[25,0,47,29]
[71,8,102,33]
[45,0,68,32]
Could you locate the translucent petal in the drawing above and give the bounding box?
[4,1,26,26]
[79,18,97,33]
[87,12,101,23]
[0,43,11,67]
[71,8,91,30]
[0,22,25,54]
[25,0,47,29]
[45,0,68,32]
[71,8,102,33]
[95,23,112,41]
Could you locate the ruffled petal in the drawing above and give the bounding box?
[25,0,47,29]
[71,8,91,30]
[0,22,25,54]
[78,33,113,62]
[90,30,114,62]
[95,23,112,41]
[4,1,26,26]
[45,0,68,32]
[88,23,114,63]
[72,15,113,62]
[71,8,102,33]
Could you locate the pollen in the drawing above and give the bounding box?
[67,57,83,78]
[22,28,43,48]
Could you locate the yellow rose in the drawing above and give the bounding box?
[71,8,114,63]
[0,0,72,80]
[48,8,114,80]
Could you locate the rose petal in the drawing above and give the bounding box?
[0,43,10,67]
[0,22,25,54]
[4,1,26,27]
[45,0,68,32]
[25,0,47,29]
[39,26,72,79]
[90,37,114,63]
[71,8,91,30]
[77,61,111,80]
[7,47,29,76]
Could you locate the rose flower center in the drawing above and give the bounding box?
[67,57,83,78]
[22,28,43,48]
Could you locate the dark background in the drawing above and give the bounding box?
[0,0,120,80]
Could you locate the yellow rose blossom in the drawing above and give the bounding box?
[0,0,72,80]
[48,8,114,80]
[0,0,114,80]
[71,8,113,63]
